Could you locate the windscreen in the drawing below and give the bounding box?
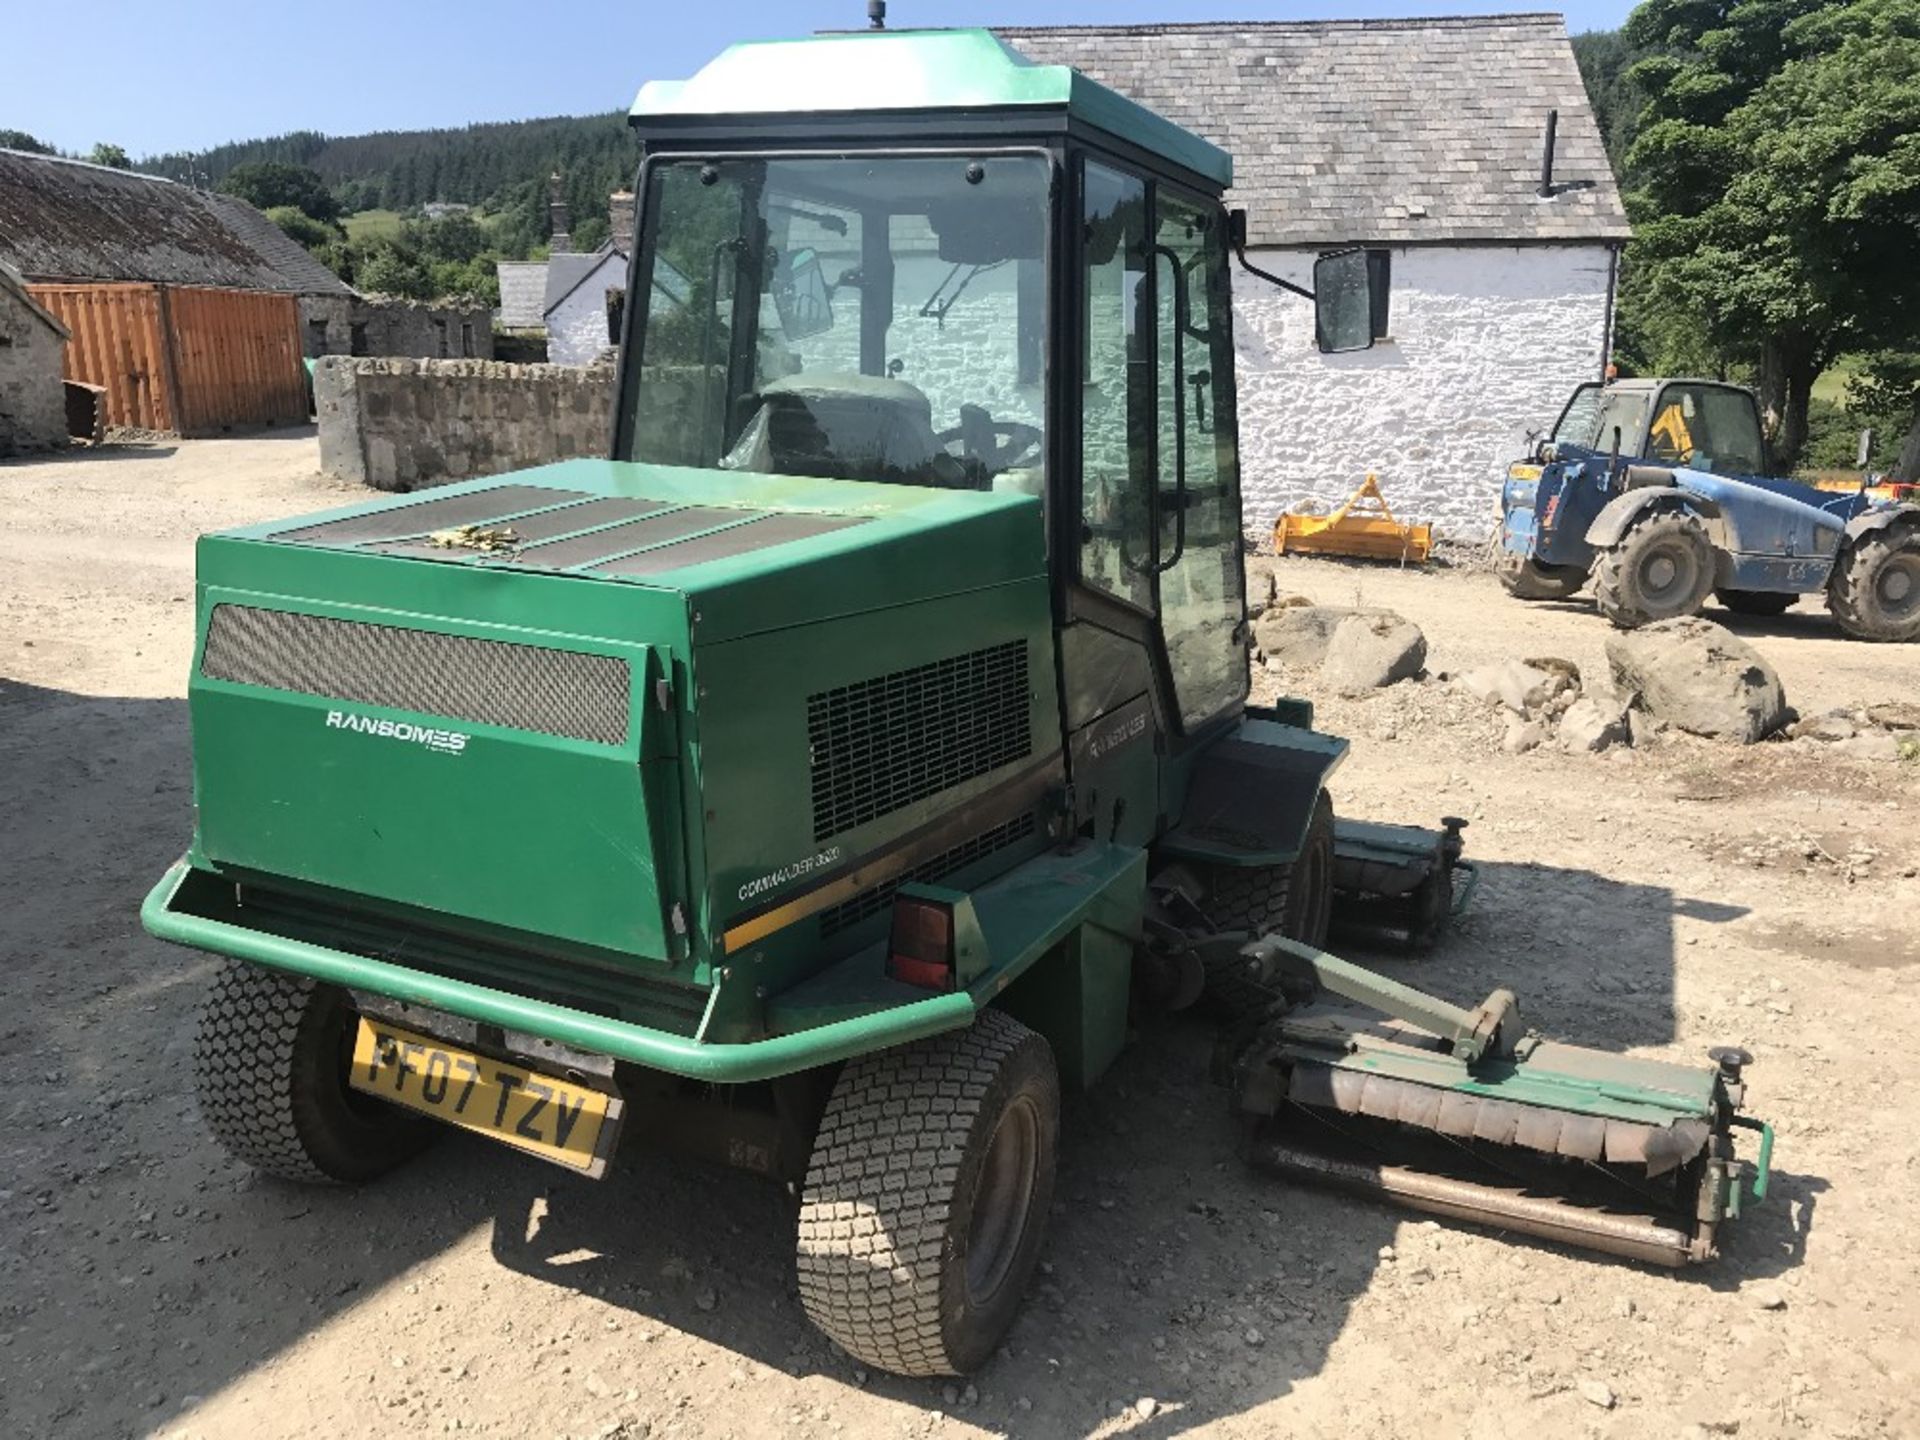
[627,154,1049,493]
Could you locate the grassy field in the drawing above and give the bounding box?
[1812,355,1861,406]
[341,209,404,243]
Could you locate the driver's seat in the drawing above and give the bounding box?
[722,372,967,487]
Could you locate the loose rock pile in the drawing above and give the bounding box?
[1454,618,1792,754]
[1785,701,1920,763]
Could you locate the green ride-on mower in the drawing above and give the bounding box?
[143,23,1772,1377]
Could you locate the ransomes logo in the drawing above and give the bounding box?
[325,709,469,755]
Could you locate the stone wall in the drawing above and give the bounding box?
[1232,243,1616,539]
[314,357,614,491]
[0,287,68,457]
[301,296,495,361]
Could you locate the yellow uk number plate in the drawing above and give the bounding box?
[349,1019,623,1177]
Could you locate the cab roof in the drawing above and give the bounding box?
[630,27,1232,189]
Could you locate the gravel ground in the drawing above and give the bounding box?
[2,434,1917,1440]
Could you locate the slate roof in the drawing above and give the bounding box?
[999,14,1630,247]
[0,149,354,295]
[543,249,627,318]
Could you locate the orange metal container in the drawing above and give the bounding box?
[28,282,307,436]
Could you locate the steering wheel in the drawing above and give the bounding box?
[936,404,1044,478]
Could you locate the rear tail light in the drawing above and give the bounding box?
[887,894,956,991]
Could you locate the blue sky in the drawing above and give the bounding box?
[8,0,1635,157]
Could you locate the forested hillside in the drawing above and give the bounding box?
[137,114,635,226]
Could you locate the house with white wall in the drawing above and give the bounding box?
[1005,14,1630,537]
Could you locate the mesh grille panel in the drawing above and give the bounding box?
[817,813,1037,936]
[202,605,631,745]
[807,640,1031,843]
[271,486,592,545]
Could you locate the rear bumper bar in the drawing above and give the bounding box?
[140,859,976,1083]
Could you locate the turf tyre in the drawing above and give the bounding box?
[194,959,432,1184]
[1592,508,1717,629]
[795,1010,1059,1377]
[1829,524,1920,642]
[1202,792,1336,1016]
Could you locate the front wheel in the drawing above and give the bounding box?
[1201,791,1335,1016]
[796,1011,1059,1376]
[1501,557,1588,601]
[194,960,433,1183]
[1830,526,1920,641]
[1592,509,1716,628]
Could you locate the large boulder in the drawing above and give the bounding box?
[1605,618,1788,742]
[1253,604,1351,669]
[1322,611,1427,694]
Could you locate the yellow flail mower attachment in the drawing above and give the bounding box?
[1274,473,1433,564]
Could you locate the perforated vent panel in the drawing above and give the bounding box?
[201,605,631,745]
[807,640,1031,843]
[818,813,1037,936]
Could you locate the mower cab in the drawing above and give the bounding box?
[144,26,1771,1379]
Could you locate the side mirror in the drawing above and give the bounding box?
[1313,249,1374,354]
[771,246,833,341]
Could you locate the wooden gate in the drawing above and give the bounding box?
[28,282,307,436]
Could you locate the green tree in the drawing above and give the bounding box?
[263,204,341,252]
[0,128,54,153]
[1620,0,1920,467]
[220,160,341,222]
[354,241,434,299]
[86,142,131,168]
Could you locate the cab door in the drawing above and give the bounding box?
[1057,157,1246,847]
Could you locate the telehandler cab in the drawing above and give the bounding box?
[144,25,1771,1377]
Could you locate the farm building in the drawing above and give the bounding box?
[0,260,69,456]
[0,149,492,433]
[494,189,639,363]
[1004,14,1630,535]
[0,149,343,432]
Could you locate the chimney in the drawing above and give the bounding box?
[609,190,636,254]
[548,171,573,254]
[1538,110,1559,197]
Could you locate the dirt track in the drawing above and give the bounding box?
[3,434,1918,1440]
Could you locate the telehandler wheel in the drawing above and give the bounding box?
[1829,526,1920,642]
[1715,588,1797,618]
[194,960,433,1184]
[1591,508,1716,629]
[1201,792,1335,1017]
[1501,558,1587,601]
[795,1010,1059,1377]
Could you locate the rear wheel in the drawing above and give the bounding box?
[1202,792,1335,1015]
[1592,509,1716,629]
[194,960,433,1183]
[796,1011,1059,1376]
[1715,589,1797,617]
[1830,526,1920,642]
[1501,557,1588,600]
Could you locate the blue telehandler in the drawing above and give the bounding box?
[1497,377,1920,641]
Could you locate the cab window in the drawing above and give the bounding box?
[1649,385,1767,476]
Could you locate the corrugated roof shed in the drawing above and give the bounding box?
[999,14,1630,246]
[0,149,354,295]
[497,260,549,329]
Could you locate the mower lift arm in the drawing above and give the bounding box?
[1239,934,1521,1064]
